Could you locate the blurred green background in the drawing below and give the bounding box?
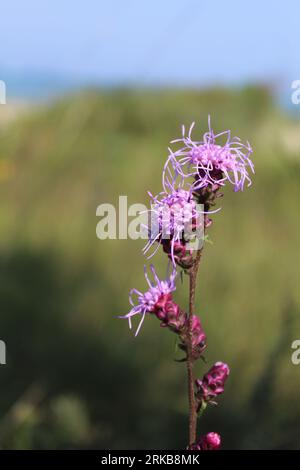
[0,86,299,449]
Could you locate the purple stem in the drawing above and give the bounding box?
[187,248,203,446]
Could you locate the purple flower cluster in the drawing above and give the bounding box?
[142,118,254,268]
[121,120,254,332]
[189,432,221,451]
[120,118,253,450]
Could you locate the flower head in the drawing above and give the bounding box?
[195,362,230,405]
[166,117,254,192]
[119,265,176,336]
[189,432,221,450]
[143,180,204,266]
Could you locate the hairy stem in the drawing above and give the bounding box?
[187,248,203,446]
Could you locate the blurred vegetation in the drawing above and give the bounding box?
[0,86,299,449]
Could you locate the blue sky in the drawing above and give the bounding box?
[0,0,298,92]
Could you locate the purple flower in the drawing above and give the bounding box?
[143,182,202,266]
[189,432,221,450]
[119,265,176,336]
[143,179,217,267]
[195,362,230,405]
[165,117,254,192]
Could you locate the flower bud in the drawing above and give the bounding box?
[155,294,187,333]
[188,432,221,450]
[195,362,230,406]
[190,315,207,358]
[180,315,207,360]
[162,239,194,270]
